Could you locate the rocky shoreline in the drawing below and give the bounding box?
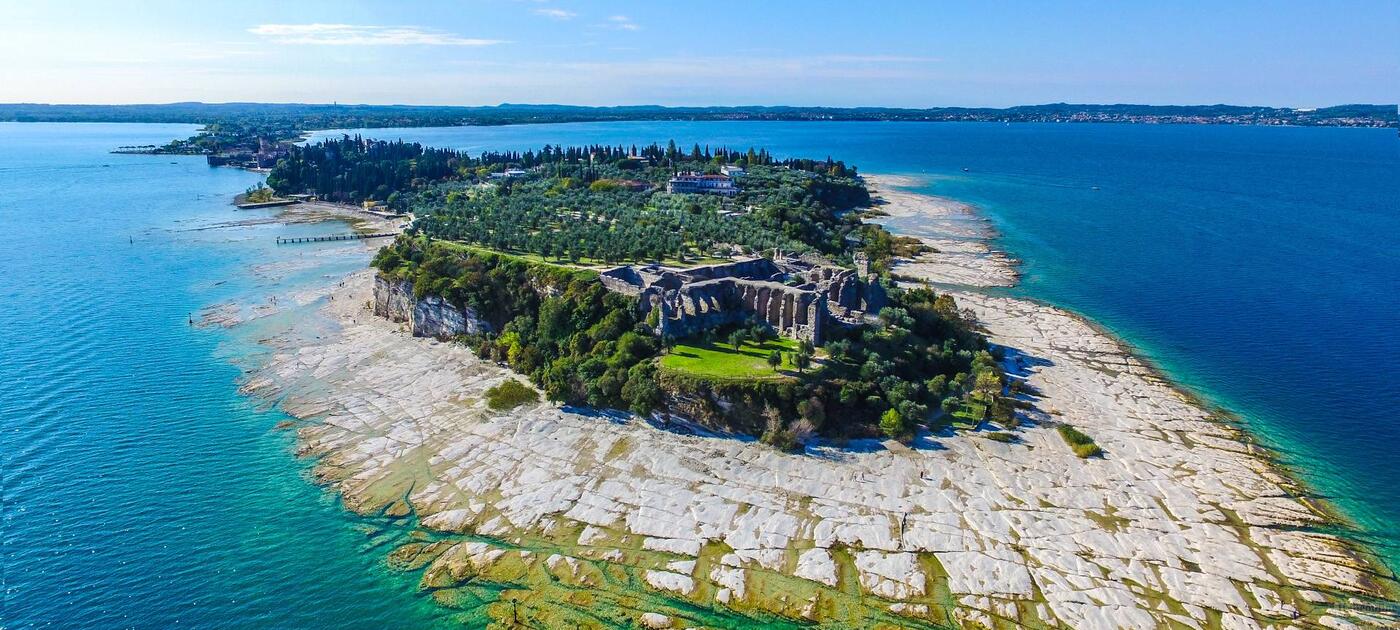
[231,181,1398,628]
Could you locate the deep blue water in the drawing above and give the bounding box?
[313,121,1400,570]
[2,121,1396,627]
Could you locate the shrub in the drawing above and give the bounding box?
[484,379,539,410]
[984,431,1018,443]
[1072,442,1103,458]
[879,408,908,441]
[760,428,800,452]
[759,405,801,451]
[1057,425,1103,458]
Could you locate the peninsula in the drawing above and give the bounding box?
[217,136,1400,628]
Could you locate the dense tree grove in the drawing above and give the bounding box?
[411,161,866,263]
[810,285,1010,440]
[267,137,863,210]
[266,136,466,204]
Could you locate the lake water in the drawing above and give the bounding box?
[0,123,449,628]
[2,121,1396,627]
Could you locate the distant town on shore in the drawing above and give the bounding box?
[3,101,1395,130]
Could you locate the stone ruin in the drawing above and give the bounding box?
[599,255,885,345]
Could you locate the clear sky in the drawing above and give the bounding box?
[2,0,1396,108]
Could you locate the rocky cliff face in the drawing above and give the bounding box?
[373,274,415,323]
[372,274,489,340]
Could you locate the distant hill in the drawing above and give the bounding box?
[1,101,1393,129]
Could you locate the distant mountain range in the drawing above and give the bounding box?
[1,102,1394,129]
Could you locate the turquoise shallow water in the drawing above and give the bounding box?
[0,123,450,628]
[2,121,1396,627]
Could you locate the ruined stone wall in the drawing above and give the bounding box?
[653,279,746,341]
[652,278,826,344]
[679,258,782,283]
[609,257,884,344]
[732,280,825,344]
[598,266,646,296]
[806,268,885,314]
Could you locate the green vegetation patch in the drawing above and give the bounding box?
[951,401,988,427]
[660,337,804,382]
[484,379,539,410]
[1058,424,1104,458]
[272,138,869,265]
[243,183,276,203]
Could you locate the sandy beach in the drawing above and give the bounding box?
[230,184,1398,628]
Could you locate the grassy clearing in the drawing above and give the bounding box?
[1058,424,1103,458]
[951,401,987,428]
[660,337,805,382]
[484,379,539,410]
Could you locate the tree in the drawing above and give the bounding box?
[767,350,782,371]
[793,349,812,373]
[973,369,1003,400]
[925,374,947,398]
[879,408,906,440]
[622,362,662,416]
[728,329,748,351]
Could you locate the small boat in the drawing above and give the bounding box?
[962,167,970,172]
[1091,186,1100,191]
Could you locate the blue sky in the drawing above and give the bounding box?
[2,0,1395,107]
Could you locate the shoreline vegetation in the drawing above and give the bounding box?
[217,142,1400,627]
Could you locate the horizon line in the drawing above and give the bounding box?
[3,100,1396,110]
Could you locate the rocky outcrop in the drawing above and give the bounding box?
[372,274,489,340]
[373,274,415,323]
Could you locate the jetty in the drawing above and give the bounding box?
[276,233,397,244]
[236,199,299,210]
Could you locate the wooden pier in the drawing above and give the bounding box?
[276,232,398,244]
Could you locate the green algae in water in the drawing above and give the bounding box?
[384,524,960,629]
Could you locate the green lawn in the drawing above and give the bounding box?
[951,402,987,428]
[660,337,810,381]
